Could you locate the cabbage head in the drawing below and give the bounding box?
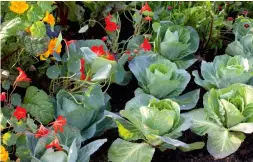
[107,93,204,162]
[154,24,199,69]
[185,84,253,159]
[193,55,253,90]
[129,54,190,99]
[225,33,253,59]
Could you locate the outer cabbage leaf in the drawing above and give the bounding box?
[193,55,253,89]
[226,34,253,58]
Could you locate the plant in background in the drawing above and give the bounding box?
[225,33,253,59]
[153,24,199,69]
[55,85,114,141]
[192,55,253,90]
[107,94,204,162]
[0,1,59,78]
[185,84,253,159]
[129,53,199,110]
[232,16,253,40]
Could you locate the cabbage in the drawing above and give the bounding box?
[154,24,199,69]
[185,84,253,159]
[193,55,253,90]
[107,93,204,162]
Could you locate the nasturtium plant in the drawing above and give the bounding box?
[129,53,199,110]
[225,33,253,59]
[22,86,54,124]
[107,93,204,162]
[56,85,114,141]
[185,84,253,159]
[49,39,131,87]
[192,55,253,90]
[153,24,199,69]
[25,125,107,162]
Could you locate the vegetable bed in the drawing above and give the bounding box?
[1,1,253,162]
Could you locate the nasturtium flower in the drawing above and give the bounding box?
[42,11,55,26]
[0,146,9,162]
[144,16,152,22]
[91,45,105,56]
[105,13,118,32]
[140,38,151,51]
[168,6,173,11]
[39,38,62,60]
[227,17,234,21]
[35,125,50,138]
[14,67,31,85]
[140,2,152,14]
[244,24,250,28]
[9,1,29,14]
[46,138,62,151]
[51,116,66,133]
[0,92,6,102]
[80,58,86,80]
[13,106,27,120]
[106,52,115,61]
[101,36,107,42]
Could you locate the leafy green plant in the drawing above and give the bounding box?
[193,55,253,90]
[129,53,199,110]
[232,16,253,40]
[153,24,199,69]
[107,93,204,162]
[55,85,114,141]
[25,125,107,162]
[22,86,54,124]
[47,39,131,94]
[225,33,253,58]
[185,84,253,159]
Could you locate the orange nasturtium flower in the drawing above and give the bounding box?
[0,145,9,162]
[42,11,55,26]
[39,38,62,60]
[9,1,29,14]
[14,67,31,85]
[46,138,62,151]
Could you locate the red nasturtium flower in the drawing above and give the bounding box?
[65,40,76,47]
[13,106,27,120]
[106,52,115,61]
[91,45,105,56]
[105,13,118,32]
[35,125,50,138]
[101,36,107,42]
[140,2,152,14]
[227,17,234,21]
[0,92,6,102]
[243,10,248,16]
[218,5,222,11]
[52,116,67,133]
[144,16,152,21]
[80,58,86,80]
[244,24,250,28]
[14,67,31,85]
[140,38,151,51]
[168,6,173,11]
[46,138,62,151]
